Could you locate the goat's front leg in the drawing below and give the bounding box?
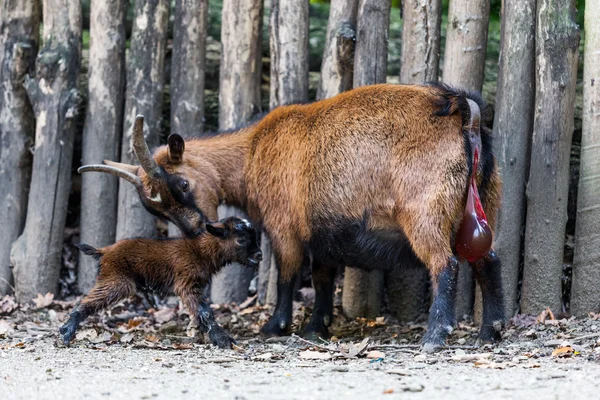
[197,299,235,349]
[422,256,459,352]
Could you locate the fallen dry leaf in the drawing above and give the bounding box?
[0,295,18,315]
[299,350,332,360]
[0,320,14,336]
[32,293,54,309]
[153,308,176,324]
[145,333,160,343]
[252,352,273,361]
[172,343,193,350]
[383,389,394,394]
[537,308,555,324]
[366,350,385,359]
[75,328,98,341]
[552,346,574,358]
[120,333,134,343]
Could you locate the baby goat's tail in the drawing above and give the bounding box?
[75,243,103,260]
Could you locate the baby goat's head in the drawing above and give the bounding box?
[206,217,262,268]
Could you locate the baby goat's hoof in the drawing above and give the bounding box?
[211,332,236,349]
[59,324,75,345]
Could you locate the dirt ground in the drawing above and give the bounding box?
[2,294,600,400]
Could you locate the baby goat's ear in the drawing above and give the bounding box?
[206,222,228,239]
[167,133,185,164]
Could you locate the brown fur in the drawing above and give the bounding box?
[60,217,261,347]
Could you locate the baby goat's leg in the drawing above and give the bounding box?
[176,284,234,348]
[472,250,505,343]
[422,256,459,353]
[59,280,135,345]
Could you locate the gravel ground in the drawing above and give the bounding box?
[2,296,600,400]
[2,336,600,400]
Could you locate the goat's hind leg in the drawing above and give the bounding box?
[472,250,504,343]
[59,280,134,345]
[302,260,336,340]
[422,255,459,353]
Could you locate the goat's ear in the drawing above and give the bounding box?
[206,222,228,239]
[167,134,185,164]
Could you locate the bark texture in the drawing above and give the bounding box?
[316,0,358,100]
[269,0,310,108]
[78,0,127,293]
[442,0,489,91]
[399,0,442,84]
[571,0,600,316]
[442,0,490,318]
[342,0,391,320]
[0,0,39,294]
[386,0,442,322]
[116,0,169,240]
[10,0,81,302]
[484,0,536,319]
[521,0,579,314]
[210,0,263,304]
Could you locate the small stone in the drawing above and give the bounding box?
[414,354,427,362]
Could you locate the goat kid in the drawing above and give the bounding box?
[59,217,262,348]
[79,83,503,352]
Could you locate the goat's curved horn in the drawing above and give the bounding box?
[78,164,144,191]
[104,160,139,175]
[132,115,160,178]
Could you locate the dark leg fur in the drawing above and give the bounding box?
[197,299,235,349]
[422,256,459,352]
[261,273,297,336]
[302,261,336,340]
[472,250,505,343]
[59,281,134,345]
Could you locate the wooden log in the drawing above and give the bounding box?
[570,0,600,316]
[168,0,209,239]
[0,0,39,294]
[521,0,579,315]
[478,0,536,320]
[442,0,490,319]
[78,0,127,293]
[341,0,391,320]
[316,0,358,100]
[210,0,263,305]
[399,0,442,84]
[10,0,81,302]
[442,0,489,91]
[387,0,442,322]
[116,0,169,240]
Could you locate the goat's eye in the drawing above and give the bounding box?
[181,180,189,192]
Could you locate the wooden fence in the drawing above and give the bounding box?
[0,0,597,323]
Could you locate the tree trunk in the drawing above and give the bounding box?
[0,0,39,294]
[269,0,309,108]
[441,0,490,319]
[116,0,169,241]
[210,0,263,305]
[478,0,536,320]
[570,0,600,316]
[10,0,81,303]
[78,0,127,293]
[167,0,208,239]
[316,0,358,100]
[261,0,310,305]
[386,0,442,322]
[442,0,489,91]
[399,0,442,84]
[521,0,579,315]
[342,0,391,320]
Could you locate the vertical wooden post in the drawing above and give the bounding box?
[341,0,391,320]
[262,0,310,306]
[570,0,600,316]
[78,0,127,293]
[0,0,40,294]
[316,0,358,100]
[116,0,169,240]
[485,0,536,319]
[210,0,263,304]
[387,0,442,322]
[168,0,209,238]
[442,0,490,318]
[521,0,579,315]
[11,0,82,302]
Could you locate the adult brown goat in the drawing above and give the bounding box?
[80,83,503,351]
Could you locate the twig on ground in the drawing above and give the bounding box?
[290,333,332,351]
[570,332,600,343]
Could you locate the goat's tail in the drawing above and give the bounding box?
[75,243,103,260]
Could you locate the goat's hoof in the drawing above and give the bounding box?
[420,341,443,353]
[301,320,330,342]
[212,334,236,349]
[59,325,74,345]
[478,320,503,344]
[260,317,289,337]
